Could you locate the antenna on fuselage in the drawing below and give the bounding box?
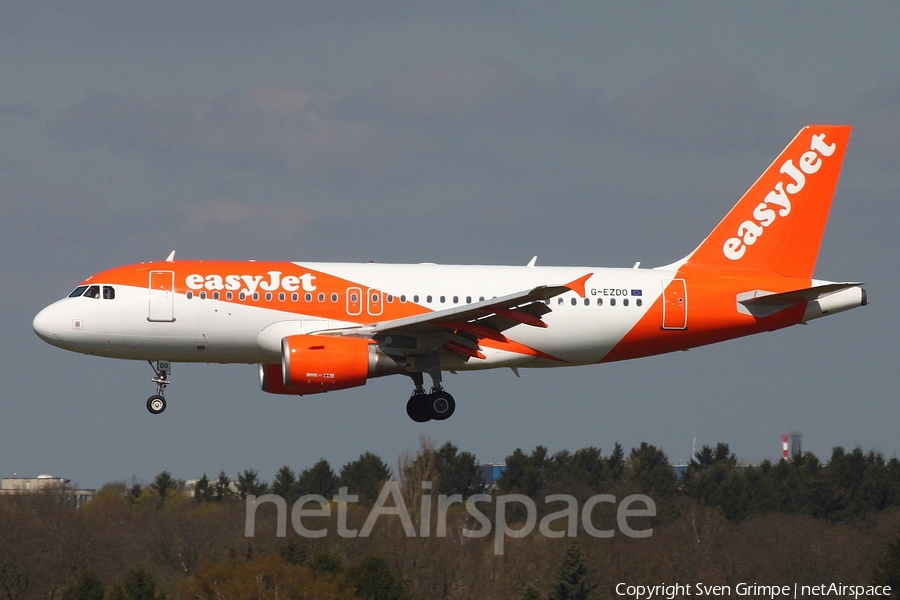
[165,251,176,263]
[527,256,537,267]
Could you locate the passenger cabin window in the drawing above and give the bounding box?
[68,286,88,298]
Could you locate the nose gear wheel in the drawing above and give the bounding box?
[146,360,171,414]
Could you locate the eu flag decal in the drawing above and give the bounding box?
[630,289,642,297]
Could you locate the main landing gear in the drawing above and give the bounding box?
[146,360,171,415]
[405,372,456,422]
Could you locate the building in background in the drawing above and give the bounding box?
[1,475,95,506]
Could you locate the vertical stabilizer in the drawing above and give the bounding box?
[684,125,852,278]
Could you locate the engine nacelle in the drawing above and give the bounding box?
[259,335,403,395]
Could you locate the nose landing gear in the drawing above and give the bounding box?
[146,360,171,415]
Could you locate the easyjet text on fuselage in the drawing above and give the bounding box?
[185,271,318,295]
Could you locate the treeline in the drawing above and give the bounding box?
[141,442,483,508]
[492,441,900,524]
[147,440,900,524]
[2,439,900,599]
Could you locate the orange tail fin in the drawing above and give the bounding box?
[684,125,852,278]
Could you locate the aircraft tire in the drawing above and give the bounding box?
[147,395,167,415]
[428,390,456,421]
[406,395,431,423]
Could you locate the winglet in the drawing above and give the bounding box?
[564,273,593,298]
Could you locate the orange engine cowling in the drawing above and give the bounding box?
[259,335,403,395]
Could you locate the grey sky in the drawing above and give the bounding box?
[1,3,897,489]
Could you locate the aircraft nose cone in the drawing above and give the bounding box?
[33,306,59,344]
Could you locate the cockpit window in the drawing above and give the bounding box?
[68,285,88,298]
[102,286,116,300]
[85,285,101,299]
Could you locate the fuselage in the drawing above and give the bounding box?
[32,259,863,370]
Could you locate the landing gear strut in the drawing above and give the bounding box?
[147,360,171,415]
[405,371,456,423]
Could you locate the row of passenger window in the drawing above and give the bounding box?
[556,297,642,307]
[185,290,380,303]
[69,285,116,300]
[183,289,641,308]
[185,290,457,304]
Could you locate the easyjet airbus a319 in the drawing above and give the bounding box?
[33,125,866,422]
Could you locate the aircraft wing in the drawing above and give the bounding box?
[318,273,592,359]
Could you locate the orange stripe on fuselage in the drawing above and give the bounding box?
[601,267,809,363]
[82,261,428,323]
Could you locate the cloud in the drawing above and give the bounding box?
[181,198,318,240]
[49,60,787,196]
[49,58,606,187]
[350,57,601,130]
[608,64,780,150]
[50,86,395,180]
[36,1,520,33]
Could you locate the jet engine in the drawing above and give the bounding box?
[259,335,403,395]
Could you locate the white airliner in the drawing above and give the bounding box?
[33,125,866,422]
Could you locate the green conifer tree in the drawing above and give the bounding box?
[548,542,596,600]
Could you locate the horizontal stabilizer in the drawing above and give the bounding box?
[737,282,864,318]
